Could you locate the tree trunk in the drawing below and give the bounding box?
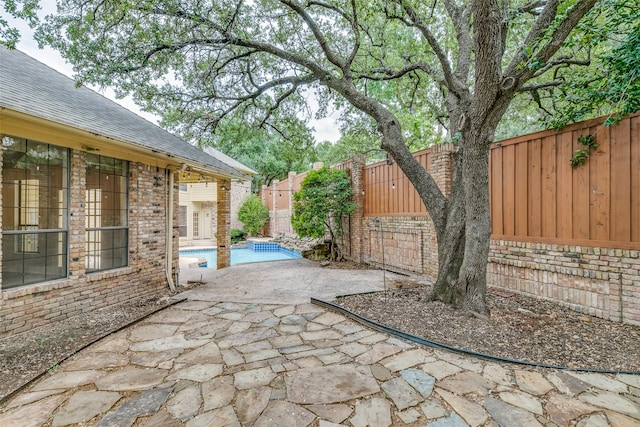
[429,150,466,306]
[456,137,492,314]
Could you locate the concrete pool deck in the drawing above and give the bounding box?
[179,258,410,305]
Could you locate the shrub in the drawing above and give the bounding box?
[292,166,355,260]
[238,195,269,236]
[230,228,247,244]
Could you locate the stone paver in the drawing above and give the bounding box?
[235,386,271,423]
[515,369,554,395]
[202,375,235,411]
[485,396,542,427]
[2,288,637,427]
[285,364,379,404]
[94,366,167,391]
[498,390,543,415]
[437,388,489,426]
[381,376,424,410]
[350,397,392,427]
[52,390,120,426]
[401,368,435,398]
[96,388,171,427]
[166,385,201,421]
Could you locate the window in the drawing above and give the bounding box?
[179,206,187,237]
[85,154,128,272]
[1,136,69,288]
[193,211,200,238]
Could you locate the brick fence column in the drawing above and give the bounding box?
[429,143,454,197]
[349,154,366,263]
[288,171,296,234]
[272,180,278,235]
[217,178,231,269]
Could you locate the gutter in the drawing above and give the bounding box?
[166,168,176,292]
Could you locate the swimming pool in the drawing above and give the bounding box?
[180,243,301,269]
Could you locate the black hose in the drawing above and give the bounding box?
[311,297,640,375]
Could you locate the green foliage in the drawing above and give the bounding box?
[292,167,355,241]
[570,134,599,168]
[230,228,247,244]
[507,0,640,132]
[0,0,39,48]
[237,195,269,236]
[185,115,316,191]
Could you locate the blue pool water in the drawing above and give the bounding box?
[180,244,301,269]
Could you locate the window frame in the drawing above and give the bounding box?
[84,153,129,273]
[1,136,70,288]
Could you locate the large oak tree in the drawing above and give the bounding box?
[37,0,601,314]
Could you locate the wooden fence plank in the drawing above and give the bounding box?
[382,165,389,214]
[610,120,632,241]
[573,129,592,240]
[503,144,515,235]
[541,135,557,238]
[529,138,542,237]
[515,142,528,236]
[591,125,610,241]
[557,131,574,238]
[631,116,640,243]
[491,147,504,235]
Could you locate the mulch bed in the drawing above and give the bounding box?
[334,279,640,372]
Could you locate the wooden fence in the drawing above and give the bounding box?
[362,150,432,216]
[262,112,640,249]
[490,112,640,249]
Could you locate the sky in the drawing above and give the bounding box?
[5,5,341,143]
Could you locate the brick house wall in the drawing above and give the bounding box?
[230,180,251,231]
[0,149,176,337]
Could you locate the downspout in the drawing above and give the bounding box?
[166,168,176,292]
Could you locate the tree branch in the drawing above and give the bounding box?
[279,0,346,70]
[442,0,473,83]
[358,62,442,83]
[505,0,597,80]
[397,1,467,97]
[519,79,564,92]
[307,0,360,69]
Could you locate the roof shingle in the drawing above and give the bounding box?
[0,47,251,180]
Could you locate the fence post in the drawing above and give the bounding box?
[288,171,296,234]
[349,154,366,263]
[430,143,455,197]
[272,180,279,235]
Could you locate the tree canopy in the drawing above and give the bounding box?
[31,0,614,314]
[200,115,317,190]
[0,0,39,48]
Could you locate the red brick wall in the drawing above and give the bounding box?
[488,241,640,324]
[0,150,172,337]
[360,216,438,278]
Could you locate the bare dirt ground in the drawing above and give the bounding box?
[2,264,639,405]
[335,277,640,372]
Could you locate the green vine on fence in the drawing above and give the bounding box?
[570,134,599,169]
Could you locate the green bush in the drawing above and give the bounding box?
[230,228,247,244]
[238,195,269,236]
[292,166,355,260]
